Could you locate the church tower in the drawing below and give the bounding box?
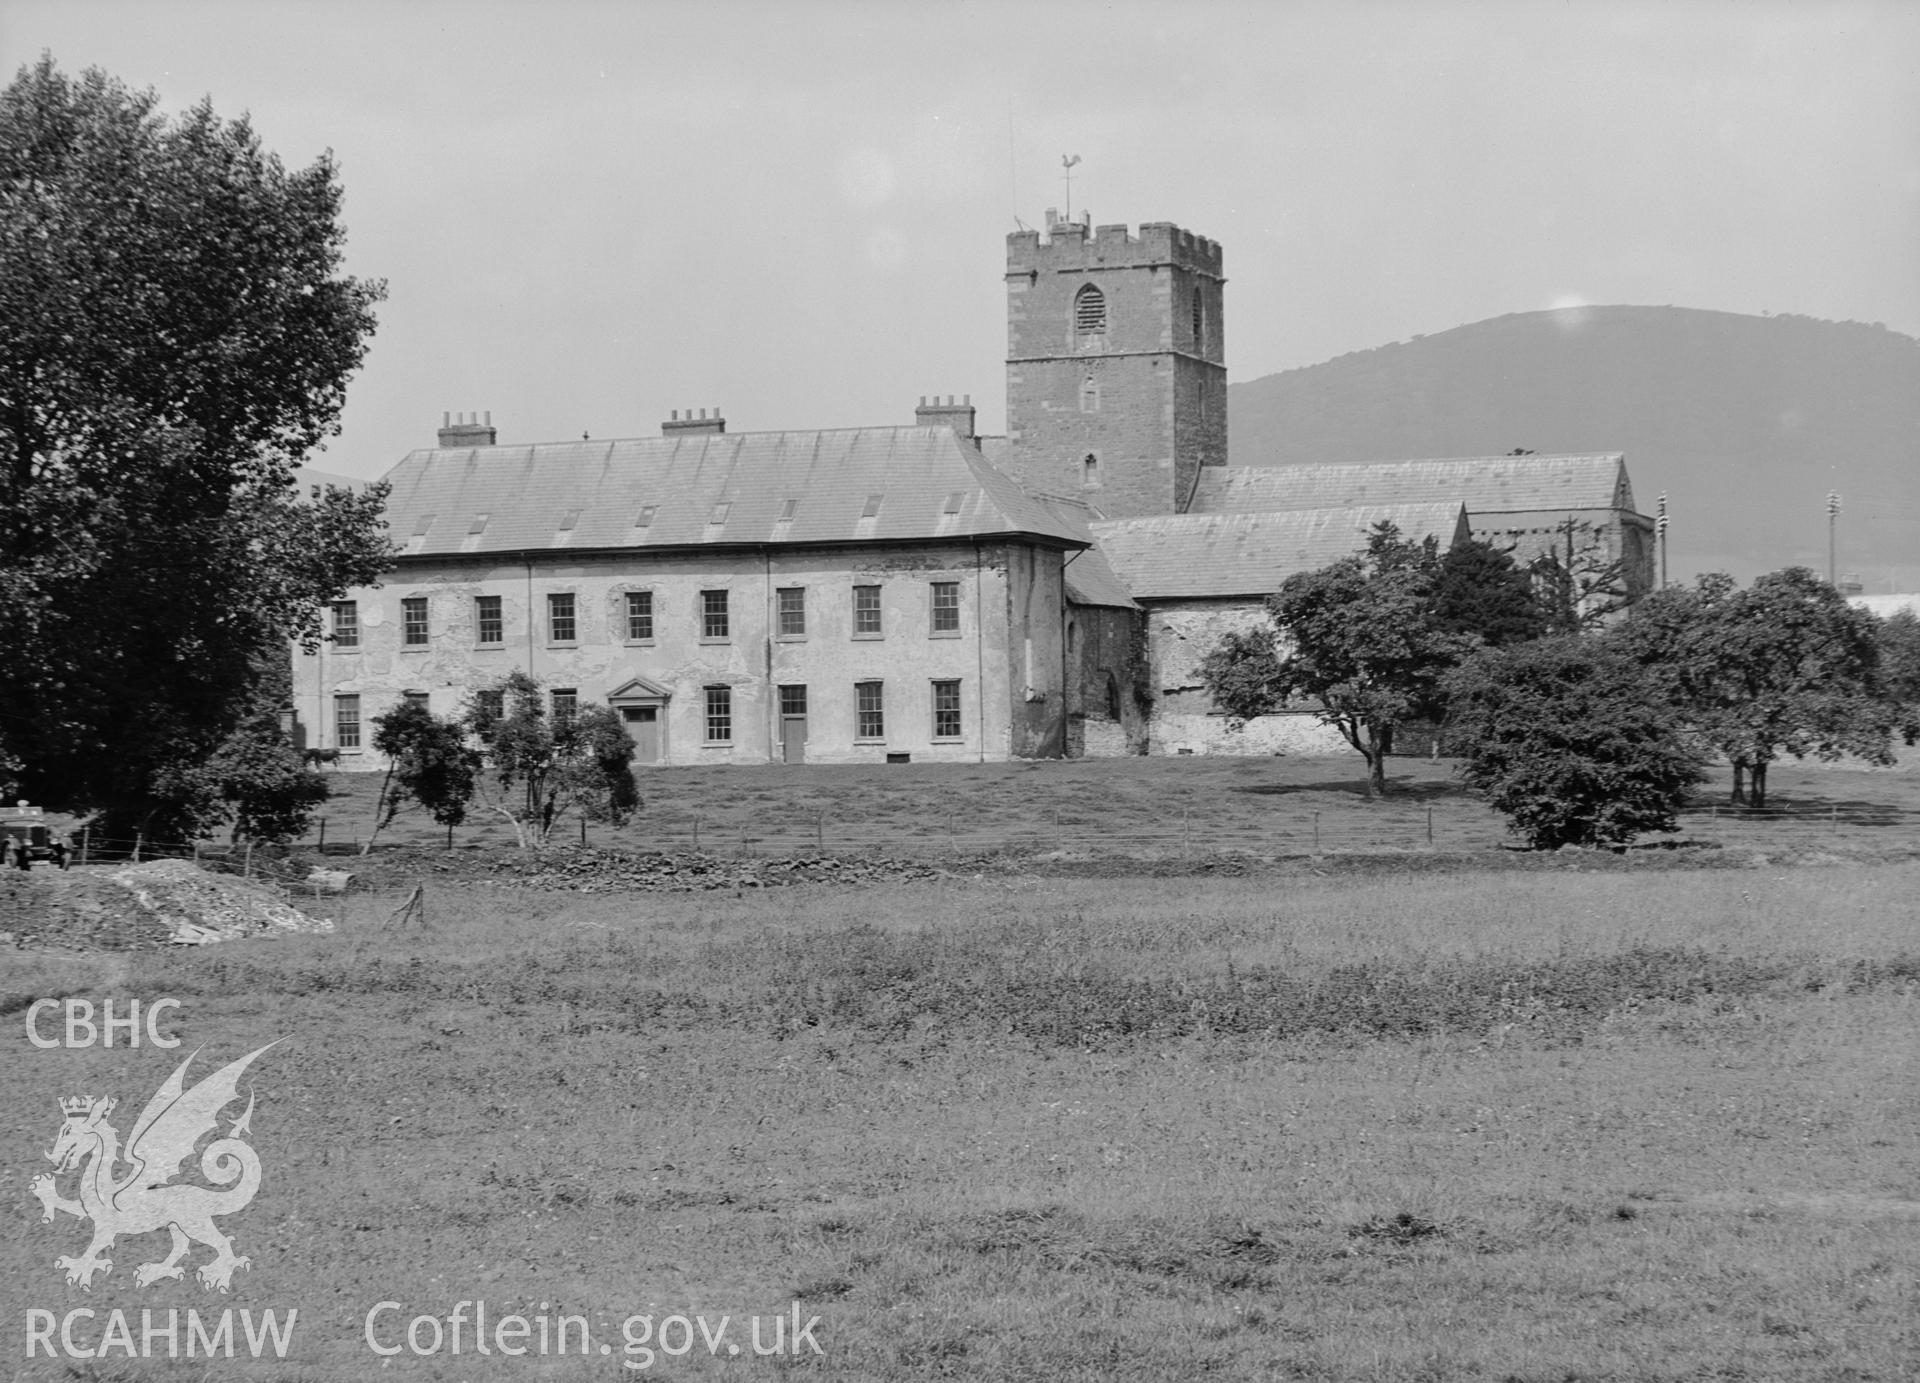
[1003,216,1225,517]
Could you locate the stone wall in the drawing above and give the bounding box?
[1003,220,1226,518]
[1065,602,1149,756]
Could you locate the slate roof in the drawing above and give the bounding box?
[1189,455,1632,516]
[294,465,366,492]
[376,427,1090,557]
[1090,503,1470,600]
[1023,493,1137,608]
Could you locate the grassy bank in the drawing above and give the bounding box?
[287,753,1918,863]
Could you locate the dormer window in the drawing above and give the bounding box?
[1074,283,1106,335]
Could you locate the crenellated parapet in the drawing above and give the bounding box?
[1007,216,1224,281]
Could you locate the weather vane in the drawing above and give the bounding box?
[1061,154,1081,222]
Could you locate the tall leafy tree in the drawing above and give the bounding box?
[0,58,391,836]
[1200,523,1478,797]
[1445,638,1705,849]
[1433,537,1548,648]
[1878,608,1920,740]
[1609,568,1899,807]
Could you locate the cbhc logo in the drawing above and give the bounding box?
[26,999,182,1049]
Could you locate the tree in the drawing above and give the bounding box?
[1445,638,1705,849]
[1200,523,1478,797]
[0,58,390,837]
[1609,568,1900,807]
[465,673,640,849]
[1433,537,1548,648]
[1878,609,1920,740]
[1530,517,1634,633]
[139,659,330,844]
[366,701,480,851]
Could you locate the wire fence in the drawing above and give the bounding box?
[36,795,1917,874]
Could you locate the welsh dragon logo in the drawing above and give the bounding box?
[31,1042,278,1292]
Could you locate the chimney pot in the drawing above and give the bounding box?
[438,411,497,449]
[663,407,726,438]
[913,393,977,441]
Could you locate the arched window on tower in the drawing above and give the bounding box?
[1079,375,1099,413]
[1074,283,1107,336]
[1082,453,1100,487]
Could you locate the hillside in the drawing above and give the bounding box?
[1227,307,1920,589]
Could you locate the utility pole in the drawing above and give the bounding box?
[1656,491,1669,589]
[1826,491,1842,587]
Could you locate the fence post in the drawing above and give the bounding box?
[1426,806,1434,846]
[192,841,200,866]
[693,815,700,853]
[579,816,587,848]
[243,842,254,878]
[318,817,327,854]
[133,833,143,864]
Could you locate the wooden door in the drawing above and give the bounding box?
[622,706,661,763]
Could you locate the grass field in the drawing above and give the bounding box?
[6,858,1918,1380]
[296,752,1920,861]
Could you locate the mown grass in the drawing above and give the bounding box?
[301,752,1920,860]
[4,866,1917,1379]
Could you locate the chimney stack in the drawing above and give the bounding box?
[662,407,726,438]
[915,393,977,443]
[438,410,496,448]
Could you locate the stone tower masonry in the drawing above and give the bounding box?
[1003,216,1225,517]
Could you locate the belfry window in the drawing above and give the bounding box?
[1192,290,1205,351]
[1074,283,1106,335]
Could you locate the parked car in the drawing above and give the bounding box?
[1,803,57,863]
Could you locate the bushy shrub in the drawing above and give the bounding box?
[1444,638,1705,849]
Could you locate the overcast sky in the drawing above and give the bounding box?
[7,0,1917,478]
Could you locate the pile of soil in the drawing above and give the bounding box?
[0,860,332,950]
